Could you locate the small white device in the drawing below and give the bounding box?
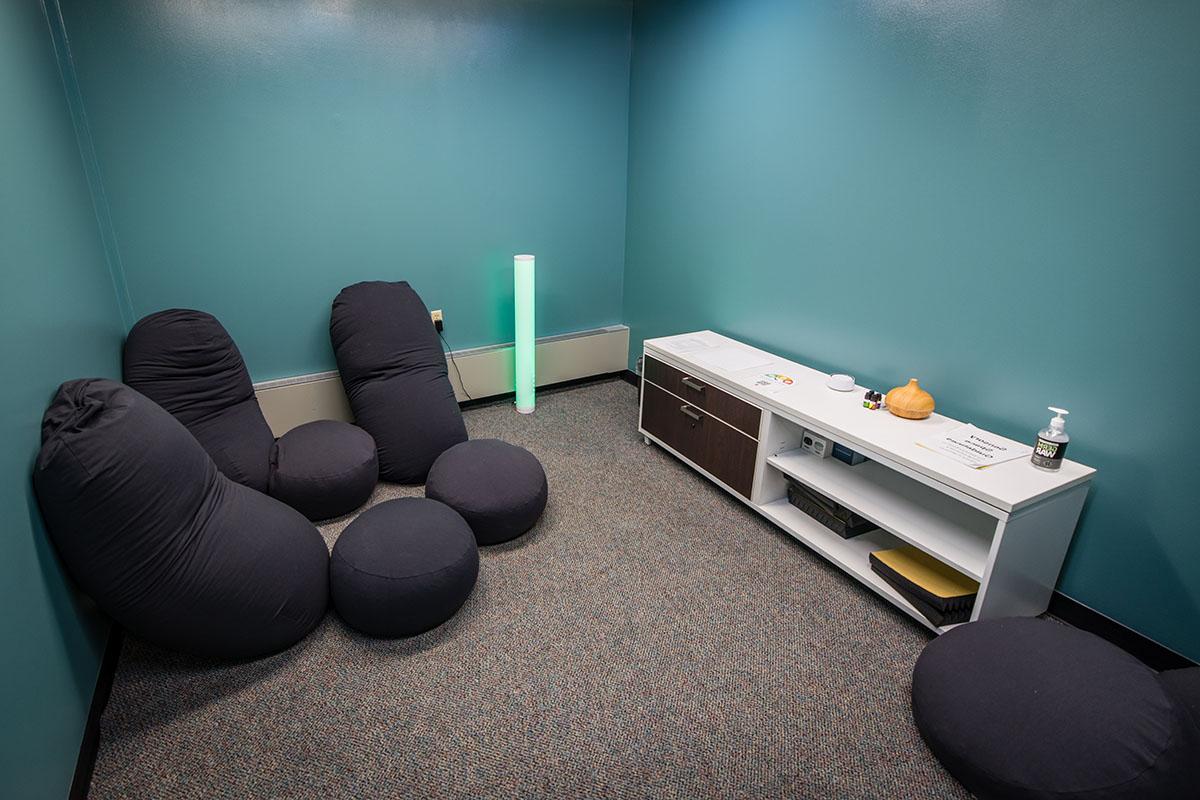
[801,430,831,458]
[827,374,855,392]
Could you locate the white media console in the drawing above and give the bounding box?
[637,331,1096,633]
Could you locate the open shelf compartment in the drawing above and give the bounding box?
[757,499,961,633]
[764,447,996,581]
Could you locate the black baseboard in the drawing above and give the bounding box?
[1047,593,1195,671]
[70,626,123,800]
[618,369,639,387]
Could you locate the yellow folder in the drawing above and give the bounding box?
[870,545,979,600]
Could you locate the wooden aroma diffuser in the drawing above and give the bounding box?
[886,378,935,420]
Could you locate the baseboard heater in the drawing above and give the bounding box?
[253,324,630,436]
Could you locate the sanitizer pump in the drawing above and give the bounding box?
[1032,407,1070,471]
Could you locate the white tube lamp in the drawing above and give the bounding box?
[514,254,536,414]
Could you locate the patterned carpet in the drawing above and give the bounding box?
[89,379,968,799]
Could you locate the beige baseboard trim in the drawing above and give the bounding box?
[254,324,629,436]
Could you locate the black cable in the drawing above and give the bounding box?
[439,330,473,401]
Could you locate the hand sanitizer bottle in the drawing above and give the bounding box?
[1032,407,1070,471]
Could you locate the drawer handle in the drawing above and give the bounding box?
[681,376,706,392]
[680,405,703,422]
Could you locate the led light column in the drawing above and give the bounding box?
[514,254,536,414]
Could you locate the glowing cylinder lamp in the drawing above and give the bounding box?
[513,254,536,414]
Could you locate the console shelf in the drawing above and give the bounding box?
[766,449,993,580]
[758,499,963,632]
[638,331,1095,633]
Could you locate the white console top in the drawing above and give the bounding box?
[644,331,1095,514]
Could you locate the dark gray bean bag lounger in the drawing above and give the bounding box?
[33,379,329,659]
[124,309,377,520]
[330,281,467,483]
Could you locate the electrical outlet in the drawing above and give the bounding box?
[431,309,444,332]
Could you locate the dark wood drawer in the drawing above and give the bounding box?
[643,355,761,438]
[641,381,758,499]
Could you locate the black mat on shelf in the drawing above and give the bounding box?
[869,547,976,627]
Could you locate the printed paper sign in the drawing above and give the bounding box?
[917,424,1032,470]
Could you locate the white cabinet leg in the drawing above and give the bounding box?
[973,484,1089,620]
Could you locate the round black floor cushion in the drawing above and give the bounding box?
[34,379,329,660]
[270,420,378,521]
[425,439,547,545]
[330,282,468,484]
[912,618,1200,800]
[330,498,479,637]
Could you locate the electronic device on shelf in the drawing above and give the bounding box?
[801,430,830,458]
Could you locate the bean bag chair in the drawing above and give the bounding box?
[124,309,377,520]
[33,379,329,659]
[912,618,1200,800]
[330,281,467,483]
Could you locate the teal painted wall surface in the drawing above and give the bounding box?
[624,0,1200,659]
[0,2,129,797]
[57,0,633,381]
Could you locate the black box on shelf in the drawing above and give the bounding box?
[785,479,879,539]
[831,442,868,466]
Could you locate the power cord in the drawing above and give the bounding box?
[439,330,473,401]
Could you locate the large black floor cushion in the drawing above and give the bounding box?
[269,420,378,522]
[330,282,467,483]
[425,439,548,545]
[125,309,377,520]
[912,618,1200,800]
[33,379,329,659]
[330,498,479,637]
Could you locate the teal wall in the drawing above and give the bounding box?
[7,3,1199,794]
[624,0,1200,660]
[57,0,633,381]
[0,2,129,797]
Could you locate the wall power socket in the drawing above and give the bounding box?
[431,309,444,332]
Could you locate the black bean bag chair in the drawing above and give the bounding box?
[124,309,378,520]
[426,439,548,545]
[33,379,329,659]
[912,618,1200,800]
[330,282,467,484]
[330,498,479,637]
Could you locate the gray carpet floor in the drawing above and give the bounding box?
[89,379,969,799]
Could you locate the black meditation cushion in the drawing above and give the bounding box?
[125,308,378,520]
[330,498,479,637]
[425,439,548,545]
[269,420,378,522]
[33,379,329,659]
[912,617,1200,800]
[330,281,468,483]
